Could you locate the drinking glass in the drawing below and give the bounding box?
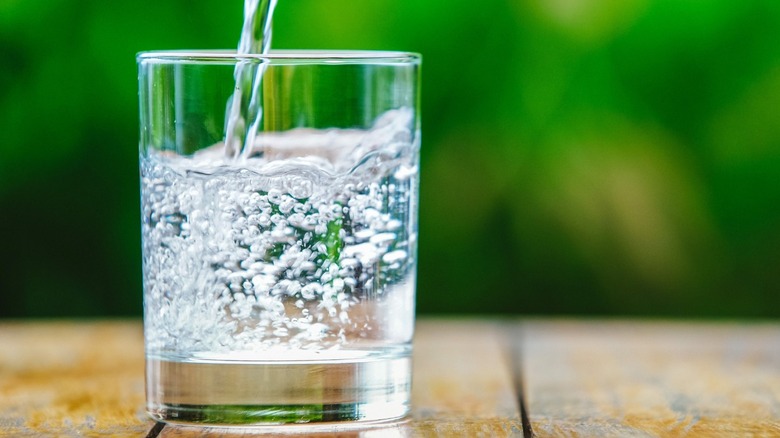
[137,50,421,426]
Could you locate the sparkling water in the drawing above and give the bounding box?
[142,109,418,423]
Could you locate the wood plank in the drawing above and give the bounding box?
[0,320,522,437]
[520,320,780,437]
[0,321,148,437]
[407,319,523,436]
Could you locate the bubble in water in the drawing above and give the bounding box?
[382,250,407,264]
[142,110,418,354]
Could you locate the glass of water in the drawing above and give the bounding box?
[137,51,421,426]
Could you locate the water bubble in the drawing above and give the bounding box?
[301,283,322,300]
[258,214,271,227]
[341,258,359,269]
[354,229,375,241]
[252,274,275,292]
[385,219,402,231]
[306,323,327,340]
[228,272,245,284]
[343,243,380,265]
[293,202,309,214]
[394,164,417,180]
[382,250,407,264]
[299,261,316,272]
[273,327,288,337]
[287,177,313,199]
[267,189,282,204]
[287,213,304,227]
[233,216,247,229]
[369,232,395,246]
[271,228,290,242]
[279,197,295,214]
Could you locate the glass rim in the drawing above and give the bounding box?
[137,50,421,65]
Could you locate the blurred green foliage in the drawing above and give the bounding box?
[2,0,780,317]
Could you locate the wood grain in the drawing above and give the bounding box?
[0,321,148,437]
[407,320,523,436]
[520,320,780,437]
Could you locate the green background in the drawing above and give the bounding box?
[2,0,779,317]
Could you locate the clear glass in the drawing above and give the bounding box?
[137,50,421,426]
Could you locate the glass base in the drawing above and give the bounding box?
[146,352,411,425]
[147,402,409,426]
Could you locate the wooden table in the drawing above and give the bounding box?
[1,319,779,437]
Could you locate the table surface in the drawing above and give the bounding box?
[1,319,779,437]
